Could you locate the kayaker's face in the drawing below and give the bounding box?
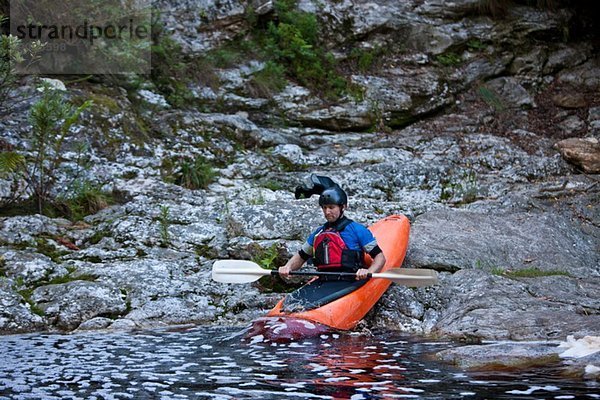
[321,204,344,222]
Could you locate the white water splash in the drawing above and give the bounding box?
[558,335,600,358]
[506,385,560,395]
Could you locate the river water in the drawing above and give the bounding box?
[0,325,598,399]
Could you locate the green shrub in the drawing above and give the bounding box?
[150,32,194,108]
[173,156,217,190]
[20,83,92,214]
[349,46,384,73]
[260,180,285,191]
[247,61,288,97]
[259,0,348,99]
[252,243,281,270]
[55,180,113,221]
[0,23,43,113]
[466,39,487,52]
[435,52,462,66]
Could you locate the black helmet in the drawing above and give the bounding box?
[319,185,347,206]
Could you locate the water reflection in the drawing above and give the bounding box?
[0,325,597,399]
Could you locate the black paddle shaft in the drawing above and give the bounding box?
[270,270,372,279]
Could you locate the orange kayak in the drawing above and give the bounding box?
[265,215,410,331]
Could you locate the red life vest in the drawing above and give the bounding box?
[313,219,363,272]
[314,227,348,270]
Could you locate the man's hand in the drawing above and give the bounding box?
[278,265,292,278]
[356,268,371,280]
[278,253,305,279]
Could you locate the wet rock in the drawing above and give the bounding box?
[436,341,561,370]
[436,336,600,379]
[31,280,127,330]
[376,269,600,341]
[432,270,600,340]
[76,317,113,331]
[558,336,600,379]
[108,318,138,331]
[554,137,600,173]
[125,296,216,327]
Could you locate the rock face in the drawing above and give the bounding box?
[0,0,599,349]
[405,209,599,278]
[555,138,600,173]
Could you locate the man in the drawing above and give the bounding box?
[279,180,386,280]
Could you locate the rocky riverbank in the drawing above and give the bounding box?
[1,0,599,378]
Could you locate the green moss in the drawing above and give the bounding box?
[86,92,120,113]
[260,180,285,191]
[194,240,217,259]
[497,268,572,279]
[440,170,479,205]
[16,265,99,317]
[88,229,110,245]
[435,52,462,66]
[466,38,487,51]
[121,170,138,179]
[35,238,68,263]
[248,190,266,205]
[17,288,45,316]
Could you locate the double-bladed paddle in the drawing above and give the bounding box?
[212,260,438,287]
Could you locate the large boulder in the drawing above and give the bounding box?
[30,280,127,330]
[377,270,600,340]
[405,209,599,278]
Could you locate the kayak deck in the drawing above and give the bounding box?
[282,278,368,313]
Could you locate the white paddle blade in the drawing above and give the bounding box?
[374,268,439,287]
[212,260,270,283]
